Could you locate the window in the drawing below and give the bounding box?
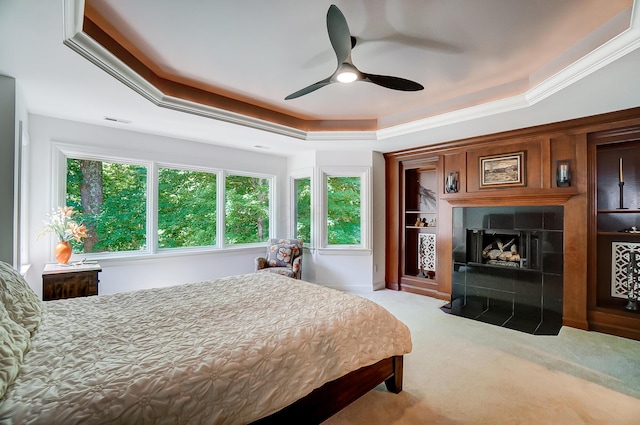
[66,158,147,253]
[320,167,370,249]
[157,167,217,248]
[224,174,271,244]
[59,145,276,258]
[326,176,361,245]
[293,177,311,243]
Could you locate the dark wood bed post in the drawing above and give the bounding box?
[385,355,403,393]
[251,355,404,424]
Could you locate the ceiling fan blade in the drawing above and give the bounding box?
[364,73,424,91]
[327,5,352,65]
[285,77,333,100]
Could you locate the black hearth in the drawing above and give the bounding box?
[445,206,564,335]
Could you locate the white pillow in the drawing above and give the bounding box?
[0,261,42,334]
[0,302,31,399]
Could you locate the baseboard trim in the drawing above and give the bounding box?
[320,283,376,293]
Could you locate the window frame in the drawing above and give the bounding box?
[53,144,153,259]
[156,162,222,251]
[52,144,276,261]
[318,166,371,253]
[290,168,313,248]
[222,170,275,247]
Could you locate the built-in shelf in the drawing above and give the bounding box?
[597,209,640,213]
[588,129,640,341]
[412,277,436,282]
[400,161,439,296]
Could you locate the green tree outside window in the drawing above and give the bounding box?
[66,158,147,253]
[327,176,361,245]
[294,177,311,243]
[225,175,270,244]
[158,168,217,248]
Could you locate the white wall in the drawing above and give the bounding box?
[23,115,388,297]
[287,149,385,292]
[95,247,266,295]
[24,114,288,298]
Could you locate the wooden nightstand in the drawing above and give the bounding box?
[42,263,102,301]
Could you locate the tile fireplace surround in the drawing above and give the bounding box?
[446,206,564,335]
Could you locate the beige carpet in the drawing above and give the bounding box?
[324,290,640,425]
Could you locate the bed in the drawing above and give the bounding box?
[0,261,412,424]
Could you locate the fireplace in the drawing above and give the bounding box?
[446,206,564,335]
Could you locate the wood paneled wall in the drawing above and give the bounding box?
[385,106,640,332]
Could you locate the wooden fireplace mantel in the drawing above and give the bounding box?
[441,188,579,207]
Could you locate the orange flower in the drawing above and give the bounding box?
[68,222,88,242]
[61,206,75,217]
[38,206,88,243]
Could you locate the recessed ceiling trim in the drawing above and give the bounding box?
[378,95,529,141]
[379,4,640,142]
[525,4,640,106]
[70,2,380,136]
[305,130,379,142]
[63,0,640,144]
[158,94,308,140]
[63,10,309,140]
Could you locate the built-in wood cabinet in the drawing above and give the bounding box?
[587,127,640,340]
[400,159,440,295]
[385,154,449,299]
[386,106,640,340]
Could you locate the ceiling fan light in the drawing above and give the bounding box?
[337,71,358,83]
[336,62,359,83]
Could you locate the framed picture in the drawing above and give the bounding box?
[479,151,526,188]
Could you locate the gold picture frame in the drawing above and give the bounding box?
[479,151,525,188]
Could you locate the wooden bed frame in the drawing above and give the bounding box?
[251,355,404,424]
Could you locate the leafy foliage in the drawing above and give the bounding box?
[225,175,270,244]
[158,168,217,248]
[67,159,147,253]
[294,177,311,243]
[66,158,360,252]
[327,176,361,245]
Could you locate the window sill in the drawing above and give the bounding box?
[70,244,267,267]
[316,247,372,256]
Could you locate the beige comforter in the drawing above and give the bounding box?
[0,273,412,424]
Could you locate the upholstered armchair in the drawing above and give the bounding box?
[255,238,303,279]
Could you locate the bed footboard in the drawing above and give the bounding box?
[251,355,404,424]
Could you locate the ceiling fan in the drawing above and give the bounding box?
[285,4,424,100]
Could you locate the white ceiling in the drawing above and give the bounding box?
[1,0,640,156]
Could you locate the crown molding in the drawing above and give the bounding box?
[63,0,640,143]
[379,3,640,141]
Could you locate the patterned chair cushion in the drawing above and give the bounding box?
[256,267,296,279]
[255,238,303,279]
[267,243,299,267]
